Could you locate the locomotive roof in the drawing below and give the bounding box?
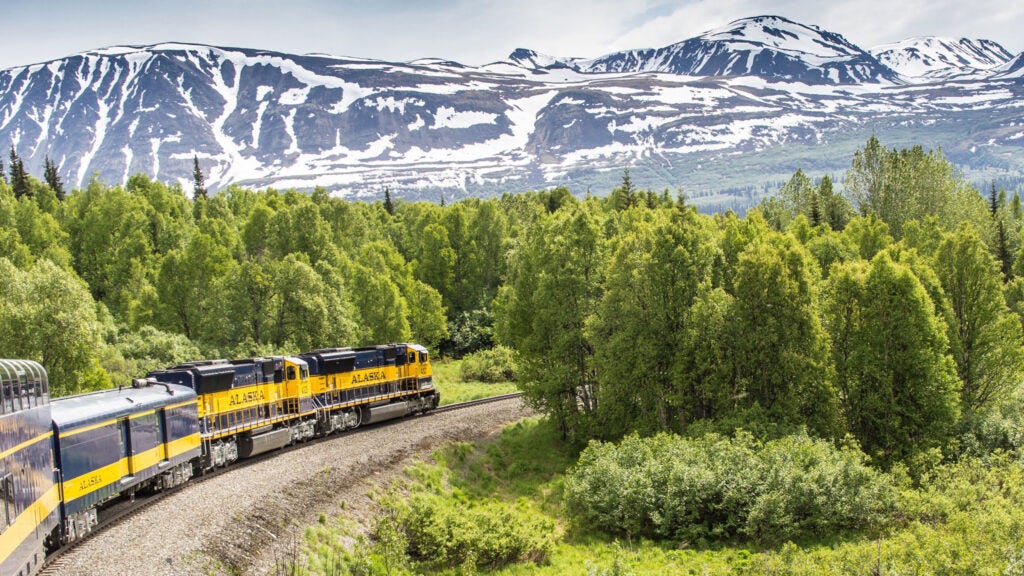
[155,355,303,373]
[50,382,196,431]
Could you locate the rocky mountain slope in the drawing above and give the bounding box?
[870,37,1013,80]
[0,16,1021,207]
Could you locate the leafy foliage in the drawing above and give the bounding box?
[1,134,1023,518]
[395,493,554,570]
[497,206,604,439]
[934,225,1024,418]
[458,345,515,383]
[0,258,108,395]
[825,252,961,470]
[563,431,894,544]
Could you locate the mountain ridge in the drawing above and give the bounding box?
[0,16,1022,207]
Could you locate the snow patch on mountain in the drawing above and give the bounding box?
[698,15,860,61]
[432,107,498,129]
[0,25,1021,202]
[995,53,1024,79]
[871,37,1013,80]
[579,16,898,85]
[507,48,582,70]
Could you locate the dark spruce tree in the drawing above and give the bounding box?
[192,155,207,200]
[609,167,637,211]
[0,157,5,184]
[9,146,30,199]
[384,186,395,216]
[43,155,64,200]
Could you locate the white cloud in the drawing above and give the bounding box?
[604,0,1024,55]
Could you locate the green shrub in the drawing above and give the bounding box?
[459,345,515,383]
[743,434,893,543]
[564,431,894,544]
[397,492,553,570]
[441,308,495,358]
[957,388,1024,459]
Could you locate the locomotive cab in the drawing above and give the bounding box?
[408,344,434,392]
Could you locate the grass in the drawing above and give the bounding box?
[293,413,1024,575]
[431,357,519,405]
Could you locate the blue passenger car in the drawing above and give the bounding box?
[0,360,59,576]
[49,380,201,545]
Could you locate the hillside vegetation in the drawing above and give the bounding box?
[3,137,1024,572]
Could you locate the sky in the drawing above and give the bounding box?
[1,0,1022,70]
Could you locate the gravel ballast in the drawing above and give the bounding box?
[44,397,532,576]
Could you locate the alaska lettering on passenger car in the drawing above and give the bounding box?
[229,390,266,406]
[78,473,103,491]
[351,371,386,385]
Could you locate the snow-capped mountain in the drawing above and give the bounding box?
[579,16,899,84]
[870,37,1013,80]
[507,48,583,71]
[0,16,1022,207]
[996,53,1024,79]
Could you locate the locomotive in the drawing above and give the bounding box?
[0,343,437,576]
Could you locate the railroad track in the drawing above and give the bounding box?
[40,391,525,574]
[433,391,524,413]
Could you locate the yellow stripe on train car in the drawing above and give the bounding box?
[309,366,401,394]
[166,433,201,459]
[64,433,202,502]
[59,418,119,438]
[128,432,202,471]
[129,443,166,472]
[61,458,127,503]
[0,484,59,566]
[0,430,50,461]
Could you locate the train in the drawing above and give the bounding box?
[0,343,437,576]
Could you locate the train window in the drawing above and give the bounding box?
[287,366,296,380]
[18,470,26,514]
[300,366,308,380]
[421,353,429,364]
[157,411,167,445]
[1,474,11,528]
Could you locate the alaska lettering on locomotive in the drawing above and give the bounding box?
[351,371,386,385]
[228,389,266,406]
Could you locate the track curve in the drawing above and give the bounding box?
[41,393,530,576]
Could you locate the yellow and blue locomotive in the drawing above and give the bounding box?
[145,343,438,471]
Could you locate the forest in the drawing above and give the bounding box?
[4,137,1024,573]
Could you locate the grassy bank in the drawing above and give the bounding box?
[288,418,1024,575]
[431,358,518,405]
